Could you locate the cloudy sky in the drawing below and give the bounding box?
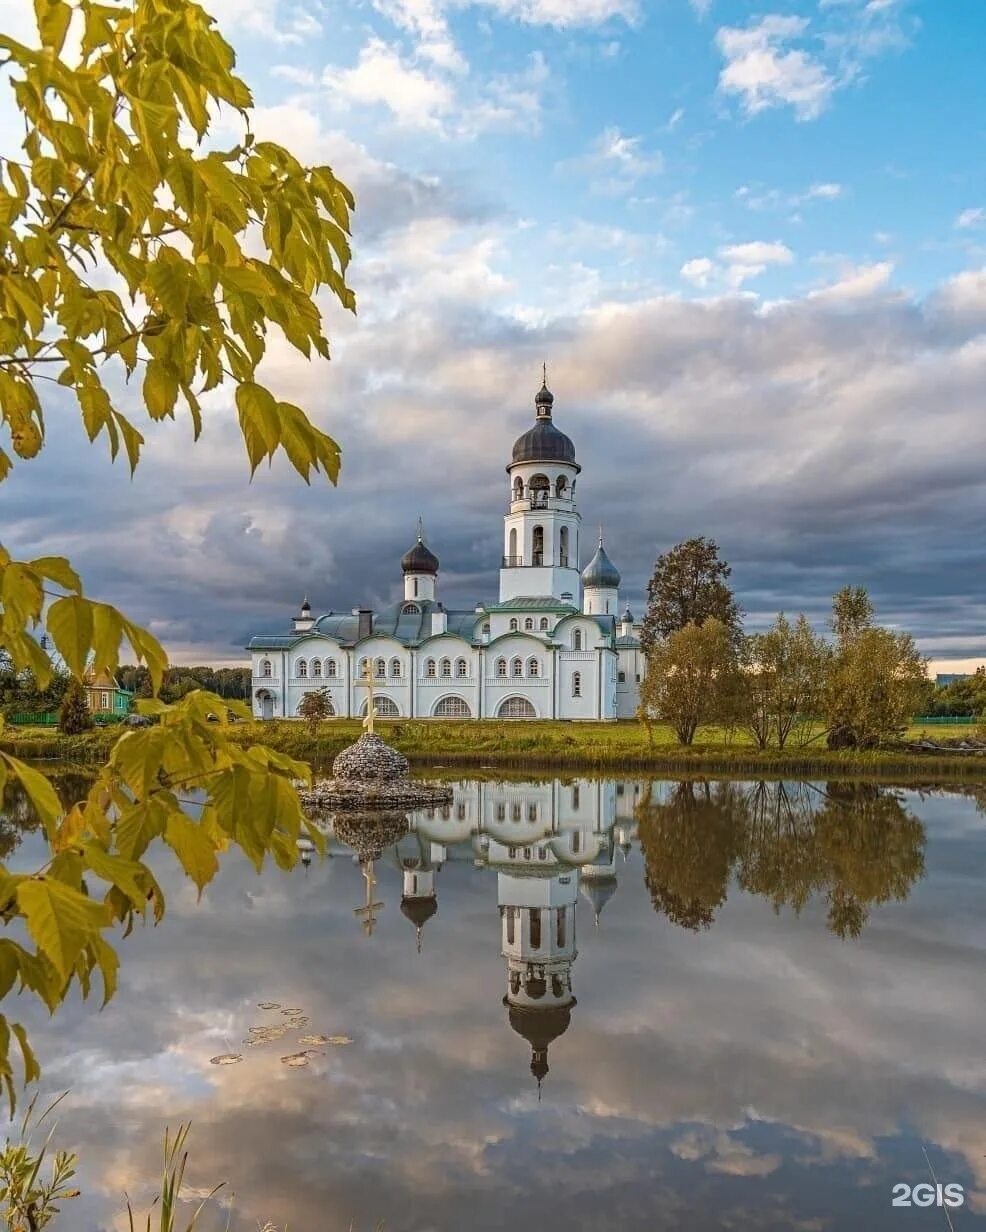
[2,0,985,665]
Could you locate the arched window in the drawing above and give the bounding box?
[506,906,515,944]
[555,474,568,498]
[433,695,472,718]
[532,524,544,566]
[572,671,582,697]
[297,659,308,678]
[509,618,519,632]
[357,657,368,678]
[539,617,549,631]
[413,578,419,597]
[402,602,420,615]
[326,659,337,677]
[530,909,542,950]
[496,658,507,678]
[508,527,518,563]
[513,477,523,501]
[559,525,569,566]
[512,803,522,821]
[426,658,436,678]
[524,617,534,631]
[572,784,580,809]
[528,803,537,821]
[482,622,491,636]
[260,659,272,678]
[390,658,401,677]
[440,657,452,677]
[511,657,523,677]
[529,474,549,508]
[557,907,566,948]
[362,696,400,717]
[456,658,468,677]
[573,629,582,651]
[311,658,322,678]
[374,658,386,678]
[527,658,539,677]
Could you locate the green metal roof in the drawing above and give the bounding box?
[483,597,579,613]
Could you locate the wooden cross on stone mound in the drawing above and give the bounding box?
[357,663,379,735]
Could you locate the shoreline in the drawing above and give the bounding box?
[4,719,986,784]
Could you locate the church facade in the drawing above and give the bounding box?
[247,379,643,721]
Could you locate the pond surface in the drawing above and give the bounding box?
[8,775,986,1231]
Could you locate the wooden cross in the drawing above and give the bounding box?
[353,861,384,936]
[357,663,378,735]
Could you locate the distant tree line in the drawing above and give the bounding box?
[115,664,252,702]
[637,537,930,748]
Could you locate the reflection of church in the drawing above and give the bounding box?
[315,779,642,1091]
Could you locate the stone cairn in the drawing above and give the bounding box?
[298,732,452,814]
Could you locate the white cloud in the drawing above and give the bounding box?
[718,240,794,266]
[477,0,638,26]
[806,181,843,200]
[566,127,663,194]
[807,260,895,303]
[323,38,456,131]
[689,0,713,16]
[716,15,834,120]
[956,207,986,231]
[681,257,715,288]
[736,181,845,212]
[270,64,318,86]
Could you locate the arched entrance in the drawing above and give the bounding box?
[360,696,401,718]
[256,689,274,720]
[497,696,537,720]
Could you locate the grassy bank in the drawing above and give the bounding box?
[4,718,986,782]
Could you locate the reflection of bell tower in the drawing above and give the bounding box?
[401,867,438,952]
[499,868,577,1093]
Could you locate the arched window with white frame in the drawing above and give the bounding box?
[539,617,549,631]
[527,658,539,677]
[559,525,569,566]
[390,658,401,677]
[509,618,519,632]
[440,657,452,677]
[511,657,523,677]
[260,659,272,678]
[433,695,472,718]
[524,617,533,631]
[573,629,583,651]
[296,658,308,678]
[572,671,582,697]
[375,657,386,678]
[326,659,337,678]
[311,658,322,678]
[426,658,437,678]
[496,658,507,678]
[456,658,468,677]
[357,657,368,678]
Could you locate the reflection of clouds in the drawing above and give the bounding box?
[11,782,986,1229]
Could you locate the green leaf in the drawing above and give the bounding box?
[46,594,94,676]
[17,878,108,981]
[164,814,219,896]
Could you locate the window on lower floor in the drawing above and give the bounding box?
[618,670,626,683]
[572,671,582,698]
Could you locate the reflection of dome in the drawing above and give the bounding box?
[401,535,439,576]
[400,895,438,929]
[580,874,618,922]
[505,1002,574,1089]
[581,538,621,589]
[332,812,409,862]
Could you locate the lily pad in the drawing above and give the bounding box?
[210,1054,243,1066]
[257,1002,281,1010]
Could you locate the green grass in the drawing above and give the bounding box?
[4,717,985,782]
[3,714,981,778]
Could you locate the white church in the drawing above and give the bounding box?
[247,378,643,721]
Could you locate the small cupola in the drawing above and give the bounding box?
[292,596,315,633]
[401,520,439,601]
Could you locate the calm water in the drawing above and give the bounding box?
[7,775,986,1231]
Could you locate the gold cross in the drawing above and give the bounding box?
[357,662,378,734]
[353,861,384,936]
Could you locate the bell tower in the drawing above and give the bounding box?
[500,374,583,604]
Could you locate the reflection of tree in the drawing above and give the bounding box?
[637,781,746,930]
[637,779,926,938]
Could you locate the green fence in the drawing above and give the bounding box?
[912,715,977,725]
[7,712,59,726]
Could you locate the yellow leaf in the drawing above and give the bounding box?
[31,555,82,594]
[1,754,63,837]
[34,0,72,55]
[17,878,108,981]
[46,593,93,676]
[164,813,219,896]
[143,360,179,419]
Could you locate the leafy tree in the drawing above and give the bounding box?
[0,0,350,1110]
[822,588,927,749]
[639,618,739,745]
[741,613,830,749]
[297,687,333,738]
[57,679,92,734]
[639,537,742,655]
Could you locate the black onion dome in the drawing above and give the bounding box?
[581,540,621,589]
[401,535,439,576]
[510,382,578,469]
